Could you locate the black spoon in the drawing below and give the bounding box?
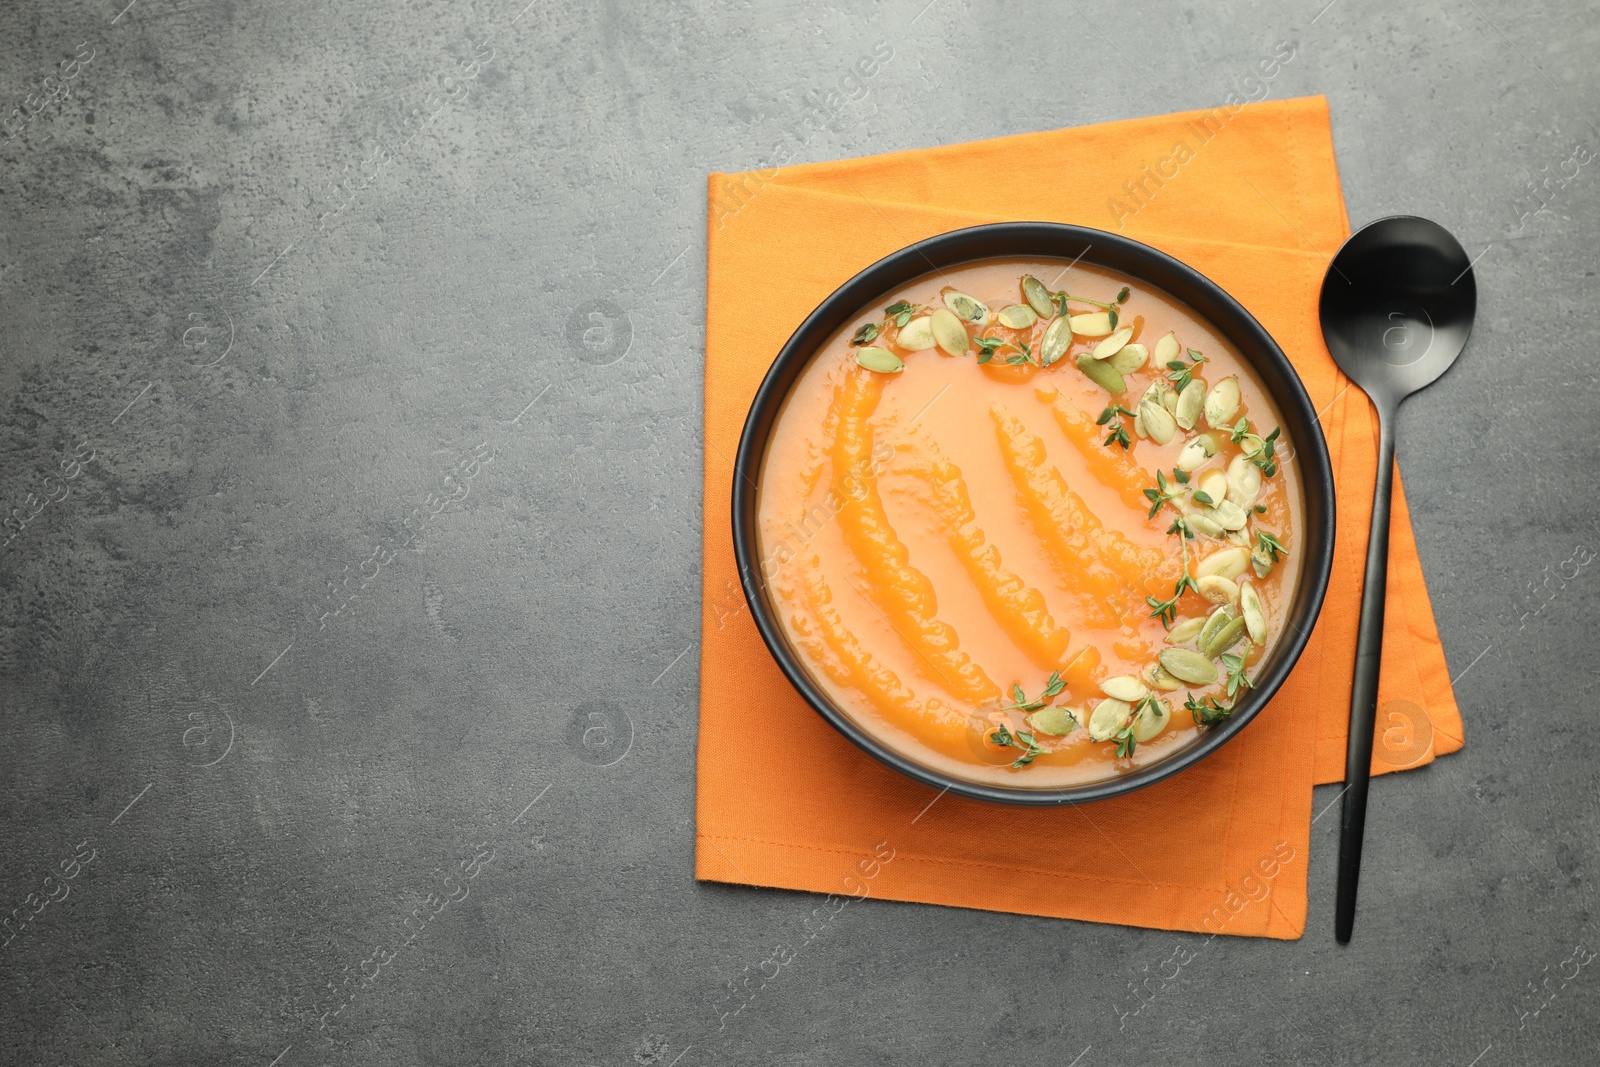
[1318,216,1476,944]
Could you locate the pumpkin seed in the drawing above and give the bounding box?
[1199,616,1248,659]
[1174,379,1206,430]
[855,347,905,373]
[1166,616,1206,644]
[1197,574,1239,605]
[1186,510,1225,538]
[1138,398,1177,444]
[1133,383,1159,437]
[1154,331,1180,363]
[1088,697,1133,741]
[896,315,937,351]
[1196,546,1249,580]
[1210,498,1249,531]
[1040,316,1072,366]
[1239,580,1266,643]
[1021,274,1055,318]
[1226,527,1252,549]
[1027,705,1079,736]
[1204,375,1241,429]
[1197,470,1228,503]
[1132,698,1171,742]
[1196,604,1234,652]
[1162,387,1179,415]
[997,303,1038,330]
[1069,311,1113,337]
[1100,675,1148,702]
[1143,662,1187,691]
[1251,544,1276,578]
[1076,352,1125,392]
[1092,326,1134,360]
[1176,433,1218,472]
[1226,454,1261,508]
[1108,342,1148,375]
[943,290,989,324]
[931,308,969,356]
[1159,647,1219,686]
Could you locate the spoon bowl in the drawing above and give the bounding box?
[1319,215,1476,944]
[1320,217,1477,406]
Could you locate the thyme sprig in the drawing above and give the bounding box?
[989,723,1047,768]
[1256,530,1288,564]
[1222,652,1254,700]
[1142,467,1191,520]
[1185,693,1234,727]
[1145,516,1199,628]
[1096,404,1136,450]
[850,300,921,347]
[1246,426,1282,477]
[1226,417,1283,478]
[1142,468,1202,628]
[1000,670,1066,712]
[975,336,1035,366]
[1165,347,1208,391]
[1113,721,1137,758]
[1050,291,1117,315]
[989,671,1069,767]
[1114,694,1161,758]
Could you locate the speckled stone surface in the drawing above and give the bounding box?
[2,1,1598,1064]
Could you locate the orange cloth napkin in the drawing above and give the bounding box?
[697,96,1463,938]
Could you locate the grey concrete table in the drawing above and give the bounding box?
[2,1,1596,1064]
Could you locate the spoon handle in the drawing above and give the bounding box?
[1335,413,1396,944]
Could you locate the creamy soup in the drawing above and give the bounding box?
[756,258,1304,789]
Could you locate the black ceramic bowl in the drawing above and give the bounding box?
[731,222,1335,805]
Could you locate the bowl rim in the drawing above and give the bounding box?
[730,222,1336,805]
